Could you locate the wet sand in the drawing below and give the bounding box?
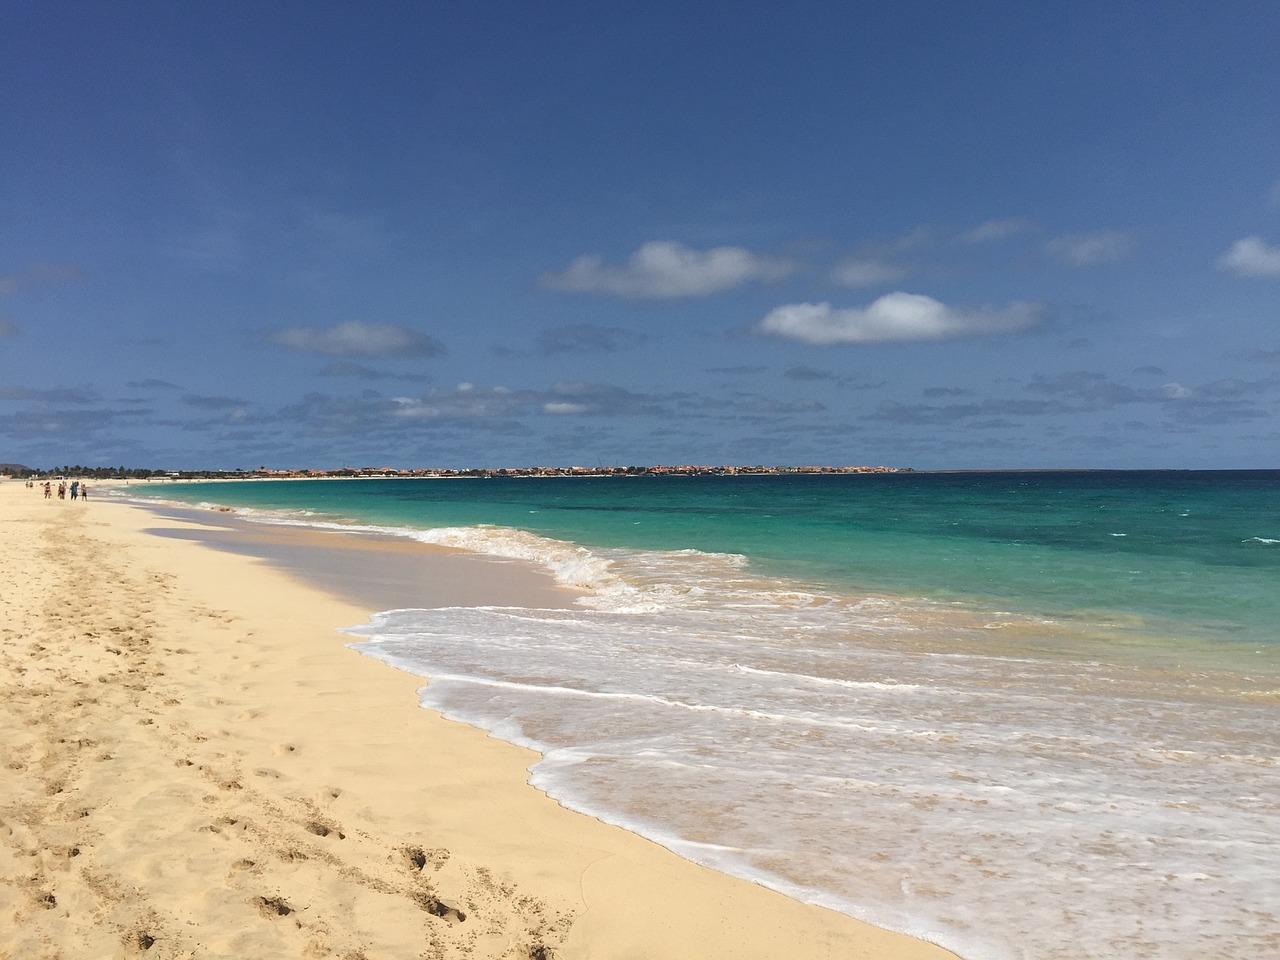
[139,504,585,612]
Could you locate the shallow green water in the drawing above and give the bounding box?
[130,470,1280,648]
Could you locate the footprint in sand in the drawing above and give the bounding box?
[197,765,243,791]
[251,895,294,919]
[413,892,466,923]
[402,845,450,873]
[201,816,251,838]
[304,820,344,840]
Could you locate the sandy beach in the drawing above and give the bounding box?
[0,482,956,960]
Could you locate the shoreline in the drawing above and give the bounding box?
[117,481,1280,672]
[0,481,958,959]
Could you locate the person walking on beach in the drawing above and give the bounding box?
[57,482,66,500]
[70,480,79,500]
[79,483,89,501]
[43,481,52,498]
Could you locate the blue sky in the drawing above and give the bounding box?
[2,1,1278,470]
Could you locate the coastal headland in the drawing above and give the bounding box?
[0,481,955,959]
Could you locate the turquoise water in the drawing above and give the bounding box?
[128,470,1280,647]
[120,472,1280,960]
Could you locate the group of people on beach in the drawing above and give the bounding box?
[26,479,89,501]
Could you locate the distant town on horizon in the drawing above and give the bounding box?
[6,464,1248,481]
[3,463,911,481]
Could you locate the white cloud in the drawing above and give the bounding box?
[755,292,1044,345]
[390,386,515,419]
[962,217,1036,243]
[544,401,590,414]
[386,380,660,421]
[543,241,792,298]
[273,321,445,357]
[829,257,906,288]
[1217,236,1280,278]
[1045,231,1134,266]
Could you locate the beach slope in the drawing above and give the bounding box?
[0,484,956,960]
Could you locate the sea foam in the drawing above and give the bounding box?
[344,556,1280,960]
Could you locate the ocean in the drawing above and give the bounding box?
[118,471,1280,960]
